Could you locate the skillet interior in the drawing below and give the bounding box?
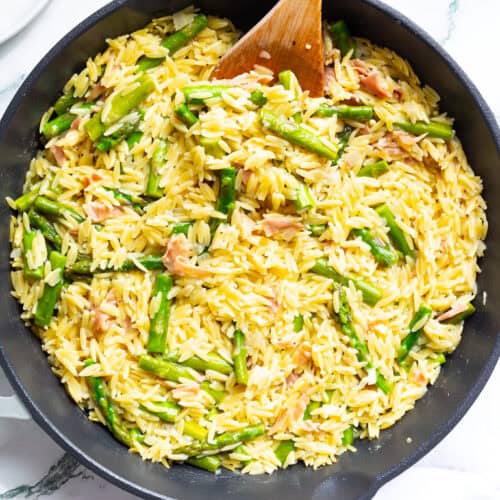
[0,1,498,499]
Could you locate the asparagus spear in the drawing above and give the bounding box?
[375,204,415,258]
[126,131,143,148]
[34,196,85,223]
[216,167,237,216]
[147,274,173,354]
[34,251,66,327]
[14,189,39,212]
[204,424,265,450]
[23,231,44,280]
[310,257,382,306]
[357,160,389,178]
[183,85,230,104]
[175,103,199,128]
[54,93,78,115]
[342,426,354,446]
[184,420,209,441]
[259,109,338,161]
[42,113,76,139]
[293,314,304,332]
[102,76,155,127]
[295,183,315,212]
[186,455,221,472]
[84,112,107,142]
[329,20,357,57]
[352,228,398,266]
[439,302,475,324]
[394,120,454,141]
[137,14,209,71]
[233,330,249,385]
[303,400,321,420]
[307,223,327,237]
[250,90,267,107]
[275,440,295,465]
[88,375,143,447]
[105,188,145,214]
[139,354,197,382]
[334,287,392,393]
[398,305,432,364]
[95,109,143,152]
[28,210,62,250]
[316,104,373,120]
[146,140,168,198]
[140,400,180,423]
[120,254,165,271]
[278,70,302,98]
[165,351,233,375]
[199,136,225,159]
[171,222,193,235]
[200,381,227,404]
[331,125,352,167]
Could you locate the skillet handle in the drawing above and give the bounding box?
[0,395,30,419]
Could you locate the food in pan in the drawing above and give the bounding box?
[8,8,486,474]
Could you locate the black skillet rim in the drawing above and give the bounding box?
[0,0,499,499]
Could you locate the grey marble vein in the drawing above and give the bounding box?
[441,0,460,44]
[0,454,91,499]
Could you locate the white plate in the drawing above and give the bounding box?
[0,0,51,45]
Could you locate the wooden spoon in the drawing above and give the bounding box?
[212,0,325,97]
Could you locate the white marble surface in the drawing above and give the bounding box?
[0,0,499,499]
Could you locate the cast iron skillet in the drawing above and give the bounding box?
[0,1,499,499]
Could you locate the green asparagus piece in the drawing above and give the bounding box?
[329,20,357,57]
[42,113,76,139]
[34,251,66,327]
[331,125,352,167]
[316,104,373,120]
[307,223,327,237]
[138,354,196,382]
[295,183,315,212]
[171,222,193,235]
[126,131,143,148]
[216,167,237,216]
[398,305,432,364]
[310,257,382,306]
[275,440,295,465]
[34,196,85,223]
[434,353,446,364]
[140,400,181,423]
[357,160,389,178]
[342,426,354,446]
[250,90,267,107]
[184,420,209,441]
[14,189,39,212]
[394,120,454,141]
[175,103,199,128]
[184,85,230,104]
[23,231,44,280]
[88,376,143,447]
[200,381,227,404]
[120,254,165,271]
[102,76,155,127]
[84,112,106,142]
[165,352,232,375]
[279,70,302,98]
[95,135,121,153]
[292,112,303,124]
[54,93,77,115]
[233,330,249,385]
[146,140,169,198]
[186,455,221,473]
[375,204,415,258]
[147,274,173,354]
[199,136,225,159]
[293,314,304,332]
[137,14,209,71]
[105,188,145,214]
[439,302,475,324]
[334,287,392,393]
[303,400,321,420]
[352,228,398,266]
[28,210,62,250]
[260,109,338,161]
[207,424,265,450]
